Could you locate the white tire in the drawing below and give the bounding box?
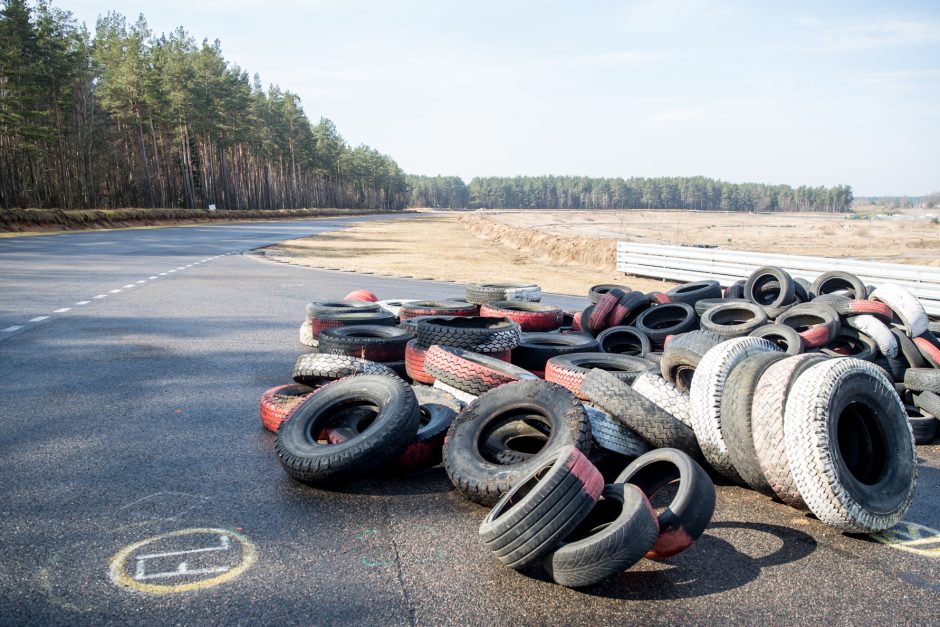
[433,379,476,406]
[689,336,781,481]
[869,283,928,338]
[846,314,898,358]
[631,372,693,427]
[784,358,916,532]
[299,320,318,347]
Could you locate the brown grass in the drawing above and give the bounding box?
[263,214,675,296]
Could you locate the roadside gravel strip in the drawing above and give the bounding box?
[0,218,939,624]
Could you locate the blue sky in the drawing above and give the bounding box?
[64,1,939,195]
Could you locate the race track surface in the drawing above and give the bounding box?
[0,217,937,625]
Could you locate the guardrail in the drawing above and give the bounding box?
[616,242,940,316]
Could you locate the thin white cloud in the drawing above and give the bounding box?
[823,19,940,49]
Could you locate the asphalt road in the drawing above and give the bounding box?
[0,217,938,626]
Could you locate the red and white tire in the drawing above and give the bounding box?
[260,384,316,433]
[405,340,435,384]
[479,302,564,332]
[870,283,928,337]
[424,345,538,395]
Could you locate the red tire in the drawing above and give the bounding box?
[480,301,563,332]
[260,384,316,433]
[344,289,378,302]
[571,311,583,331]
[399,300,478,320]
[799,325,832,349]
[405,340,435,384]
[648,292,672,305]
[842,299,893,321]
[915,335,940,368]
[424,345,537,395]
[589,289,624,332]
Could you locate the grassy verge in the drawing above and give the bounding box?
[0,207,398,235]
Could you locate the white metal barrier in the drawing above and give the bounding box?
[616,242,940,316]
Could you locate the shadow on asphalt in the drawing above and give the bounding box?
[579,521,817,600]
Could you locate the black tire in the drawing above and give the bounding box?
[596,326,652,356]
[775,303,841,348]
[443,380,592,505]
[581,368,700,456]
[633,303,699,347]
[745,266,795,309]
[478,446,603,570]
[317,325,415,361]
[694,297,749,317]
[292,353,395,386]
[542,483,659,587]
[666,280,722,306]
[589,284,630,304]
[812,271,867,299]
[725,280,746,298]
[416,316,522,353]
[615,448,716,559]
[820,328,877,361]
[749,323,805,355]
[581,305,597,335]
[512,332,599,372]
[904,368,940,393]
[913,390,940,418]
[893,328,927,369]
[784,358,916,532]
[481,420,551,465]
[720,352,789,494]
[275,374,420,485]
[699,302,769,338]
[909,415,938,444]
[659,330,725,392]
[794,277,814,301]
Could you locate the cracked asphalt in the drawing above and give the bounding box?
[0,216,937,625]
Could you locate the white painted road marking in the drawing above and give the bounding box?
[53,308,71,313]
[75,301,90,305]
[109,289,122,294]
[137,280,146,284]
[29,316,49,322]
[124,284,136,288]
[150,276,158,279]
[93,295,107,299]
[2,326,23,332]
[158,273,167,276]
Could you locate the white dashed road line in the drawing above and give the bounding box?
[2,252,231,341]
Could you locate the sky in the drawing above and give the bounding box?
[63,0,940,195]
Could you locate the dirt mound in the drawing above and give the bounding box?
[458,214,616,274]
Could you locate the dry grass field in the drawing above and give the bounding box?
[265,208,940,298]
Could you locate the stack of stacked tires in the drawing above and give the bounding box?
[261,268,936,585]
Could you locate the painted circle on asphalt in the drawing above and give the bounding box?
[109,528,256,594]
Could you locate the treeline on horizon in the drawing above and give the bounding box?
[1,0,852,215]
[0,0,408,211]
[407,175,854,212]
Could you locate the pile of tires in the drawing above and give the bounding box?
[260,270,936,585]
